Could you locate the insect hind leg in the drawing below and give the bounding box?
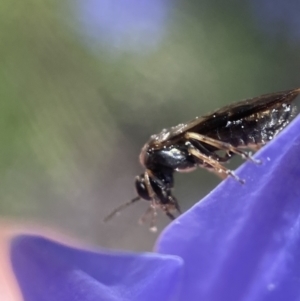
[189,138,234,163]
[186,132,261,164]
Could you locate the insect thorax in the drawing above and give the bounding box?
[142,144,196,172]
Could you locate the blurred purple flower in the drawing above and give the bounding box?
[249,0,300,42]
[74,0,171,53]
[11,235,182,301]
[10,116,300,301]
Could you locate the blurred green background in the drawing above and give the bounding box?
[0,0,299,251]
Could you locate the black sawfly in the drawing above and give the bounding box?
[104,88,300,231]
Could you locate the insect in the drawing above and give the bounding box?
[104,88,300,231]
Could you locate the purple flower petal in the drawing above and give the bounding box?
[249,0,300,42]
[156,116,300,301]
[9,116,300,301]
[11,235,183,301]
[73,0,170,53]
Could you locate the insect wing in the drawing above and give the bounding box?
[147,88,300,148]
[193,88,300,133]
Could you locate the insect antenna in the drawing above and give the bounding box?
[103,196,141,222]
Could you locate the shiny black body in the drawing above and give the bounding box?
[105,88,300,226]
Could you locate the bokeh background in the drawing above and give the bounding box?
[0,0,299,251]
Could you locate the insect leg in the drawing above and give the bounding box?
[186,132,261,164]
[138,206,153,224]
[165,211,176,220]
[188,147,245,184]
[149,207,158,232]
[144,170,156,199]
[170,196,181,214]
[189,138,234,163]
[144,170,159,232]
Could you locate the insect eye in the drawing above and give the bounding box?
[135,174,151,201]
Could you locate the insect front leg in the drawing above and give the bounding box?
[185,132,261,164]
[138,204,159,232]
[143,170,159,232]
[138,206,153,225]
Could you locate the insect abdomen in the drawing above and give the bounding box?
[207,103,297,147]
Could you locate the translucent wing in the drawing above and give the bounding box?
[148,88,300,148]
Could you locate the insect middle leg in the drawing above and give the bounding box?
[161,197,181,220]
[165,210,176,220]
[185,132,261,164]
[172,196,182,214]
[188,147,245,184]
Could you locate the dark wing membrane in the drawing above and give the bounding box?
[149,88,300,147]
[189,88,300,134]
[197,88,300,147]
